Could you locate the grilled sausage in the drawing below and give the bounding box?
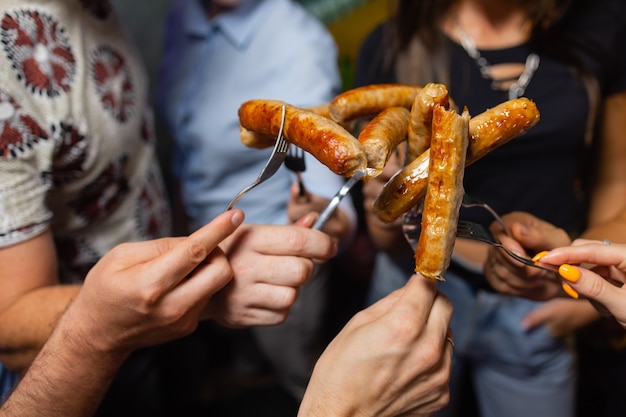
[357,107,410,178]
[374,98,540,223]
[238,99,367,177]
[329,84,422,123]
[414,106,469,280]
[239,125,275,149]
[406,83,451,163]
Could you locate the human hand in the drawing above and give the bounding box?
[484,211,570,300]
[299,275,453,417]
[534,240,626,328]
[286,183,351,243]
[63,210,244,359]
[520,298,600,337]
[209,213,338,328]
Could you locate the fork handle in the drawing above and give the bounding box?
[295,172,306,197]
[224,183,255,211]
[312,172,364,231]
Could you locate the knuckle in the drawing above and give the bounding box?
[285,228,308,253]
[186,241,209,264]
[138,283,167,307]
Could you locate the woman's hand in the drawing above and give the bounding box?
[535,240,626,328]
[483,211,571,300]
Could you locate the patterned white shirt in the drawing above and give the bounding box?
[0,0,171,282]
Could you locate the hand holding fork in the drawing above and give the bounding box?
[402,194,554,272]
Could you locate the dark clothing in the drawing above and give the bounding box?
[355,0,626,237]
[356,1,626,416]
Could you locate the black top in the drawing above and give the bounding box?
[355,0,626,236]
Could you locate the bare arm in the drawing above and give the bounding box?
[0,210,242,417]
[585,92,626,234]
[483,91,626,333]
[0,230,80,371]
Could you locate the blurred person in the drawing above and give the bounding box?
[0,0,339,415]
[0,210,454,417]
[0,0,172,413]
[356,0,626,416]
[483,211,626,417]
[155,0,357,401]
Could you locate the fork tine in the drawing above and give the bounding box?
[461,194,510,235]
[455,220,555,271]
[224,106,288,211]
[284,143,307,196]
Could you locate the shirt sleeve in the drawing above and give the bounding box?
[0,112,54,247]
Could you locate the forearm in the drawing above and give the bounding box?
[0,285,81,371]
[580,212,626,243]
[0,308,128,417]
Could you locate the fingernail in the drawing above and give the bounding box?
[517,224,529,236]
[231,210,244,226]
[562,283,579,299]
[559,264,581,283]
[296,212,317,226]
[532,251,549,263]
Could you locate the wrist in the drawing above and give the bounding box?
[56,303,131,367]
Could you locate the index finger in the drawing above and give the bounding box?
[146,210,244,289]
[539,243,626,269]
[565,266,626,316]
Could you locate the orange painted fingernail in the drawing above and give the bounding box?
[532,251,549,263]
[559,264,581,283]
[562,283,579,299]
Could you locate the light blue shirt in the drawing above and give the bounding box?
[156,0,356,229]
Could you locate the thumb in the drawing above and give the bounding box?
[389,274,439,322]
[521,306,548,331]
[510,223,546,251]
[510,221,569,252]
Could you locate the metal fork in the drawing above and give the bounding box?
[461,194,510,235]
[312,171,365,231]
[284,145,307,196]
[402,193,506,249]
[401,200,553,271]
[225,106,289,211]
[456,220,555,272]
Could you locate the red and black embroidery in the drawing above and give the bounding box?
[0,221,46,240]
[1,10,75,97]
[49,122,88,185]
[91,46,135,123]
[69,155,130,223]
[0,89,49,159]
